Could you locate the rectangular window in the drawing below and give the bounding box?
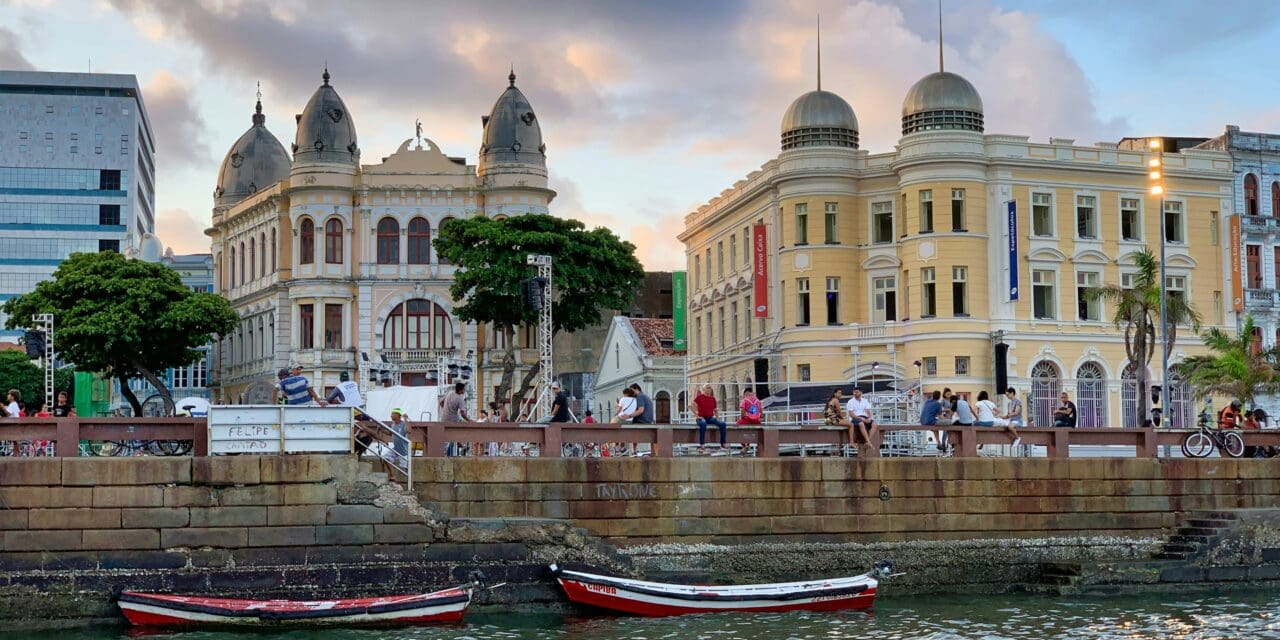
[872,201,893,244]
[1121,272,1137,290]
[98,204,120,226]
[921,267,936,317]
[99,169,121,190]
[1076,195,1098,239]
[1121,197,1141,241]
[717,241,724,280]
[919,190,933,233]
[730,301,739,345]
[798,364,811,382]
[796,278,811,326]
[826,276,840,325]
[729,235,737,272]
[795,203,808,245]
[742,228,750,266]
[705,248,711,286]
[1213,291,1222,325]
[1033,270,1056,319]
[97,239,119,253]
[873,276,897,322]
[1164,201,1184,243]
[952,266,968,316]
[1166,276,1187,321]
[299,304,315,349]
[693,255,700,289]
[324,304,342,349]
[951,188,965,230]
[1274,248,1280,290]
[955,356,970,376]
[1077,271,1101,321]
[1032,192,1053,237]
[1210,211,1219,246]
[718,307,725,350]
[743,293,752,340]
[923,357,937,376]
[824,202,838,243]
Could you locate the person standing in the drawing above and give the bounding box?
[627,383,655,424]
[326,371,363,409]
[52,391,75,417]
[1053,392,1077,427]
[693,385,728,452]
[387,408,409,462]
[550,381,572,423]
[441,382,471,422]
[737,389,763,425]
[5,389,21,417]
[277,366,325,406]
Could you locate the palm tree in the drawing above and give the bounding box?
[1177,315,1280,409]
[1089,248,1201,426]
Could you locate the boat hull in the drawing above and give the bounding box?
[553,567,877,617]
[118,588,472,628]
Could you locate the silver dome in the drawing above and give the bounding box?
[780,90,858,150]
[292,68,359,164]
[478,71,545,176]
[901,71,984,135]
[214,99,290,207]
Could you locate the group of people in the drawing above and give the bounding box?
[916,387,1025,449]
[0,389,74,419]
[690,385,763,452]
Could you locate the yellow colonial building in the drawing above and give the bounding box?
[207,69,554,406]
[678,56,1235,428]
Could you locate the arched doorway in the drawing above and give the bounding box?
[655,391,671,423]
[1076,362,1106,428]
[1029,360,1061,428]
[676,391,687,419]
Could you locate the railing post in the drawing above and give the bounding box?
[1048,429,1069,458]
[956,427,978,457]
[654,427,673,457]
[192,418,209,456]
[759,427,779,457]
[55,417,78,458]
[1140,428,1158,458]
[543,423,562,458]
[426,423,447,457]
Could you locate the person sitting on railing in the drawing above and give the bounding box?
[826,389,860,451]
[737,389,763,425]
[1053,392,1077,428]
[975,390,1020,448]
[693,385,728,452]
[920,391,943,426]
[844,388,877,445]
[1002,388,1025,428]
[1218,400,1241,430]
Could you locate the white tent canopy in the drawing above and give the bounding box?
[363,385,439,423]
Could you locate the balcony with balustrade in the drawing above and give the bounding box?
[1245,288,1280,309]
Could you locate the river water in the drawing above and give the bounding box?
[19,590,1280,639]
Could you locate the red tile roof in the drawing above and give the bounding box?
[627,318,678,356]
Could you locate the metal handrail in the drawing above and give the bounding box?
[354,414,413,488]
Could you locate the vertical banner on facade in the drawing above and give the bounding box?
[753,224,769,317]
[1007,200,1020,301]
[672,271,687,350]
[1230,215,1243,312]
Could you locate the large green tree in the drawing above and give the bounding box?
[1177,315,1280,409]
[435,214,645,410]
[2,251,237,416]
[0,351,42,413]
[1089,247,1201,425]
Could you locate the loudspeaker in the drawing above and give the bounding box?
[994,343,1009,394]
[22,330,45,358]
[754,358,770,398]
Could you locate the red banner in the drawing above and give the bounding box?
[753,224,768,318]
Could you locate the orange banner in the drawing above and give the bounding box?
[1231,215,1243,312]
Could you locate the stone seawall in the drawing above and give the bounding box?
[414,457,1280,545]
[0,456,625,627]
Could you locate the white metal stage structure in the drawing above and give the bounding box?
[523,254,554,421]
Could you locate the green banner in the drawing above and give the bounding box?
[672,271,687,351]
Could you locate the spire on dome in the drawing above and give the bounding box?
[509,65,516,87]
[252,81,264,126]
[322,65,330,86]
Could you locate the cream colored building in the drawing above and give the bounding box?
[678,54,1236,428]
[207,69,553,404]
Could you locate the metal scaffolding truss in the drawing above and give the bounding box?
[524,254,554,421]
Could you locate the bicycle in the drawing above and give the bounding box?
[1181,424,1245,458]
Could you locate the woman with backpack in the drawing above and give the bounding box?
[738,389,763,425]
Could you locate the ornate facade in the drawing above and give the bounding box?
[679,46,1236,428]
[208,70,554,403]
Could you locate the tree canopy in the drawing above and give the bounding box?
[435,214,645,407]
[1177,315,1280,409]
[2,251,237,415]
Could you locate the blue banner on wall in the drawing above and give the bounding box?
[1007,200,1019,301]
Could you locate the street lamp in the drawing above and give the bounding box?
[1150,138,1170,426]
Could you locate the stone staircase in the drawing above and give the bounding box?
[1154,511,1239,561]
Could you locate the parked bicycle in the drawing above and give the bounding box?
[1181,423,1245,458]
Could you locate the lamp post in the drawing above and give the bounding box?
[1150,138,1170,426]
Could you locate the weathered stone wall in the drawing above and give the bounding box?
[414,457,1280,545]
[0,456,625,627]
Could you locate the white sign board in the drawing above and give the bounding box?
[208,405,353,455]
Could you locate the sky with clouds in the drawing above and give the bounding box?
[2,0,1280,270]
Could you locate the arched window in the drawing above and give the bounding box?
[1075,362,1106,428]
[408,217,430,264]
[270,228,277,273]
[257,318,265,359]
[1245,174,1259,216]
[259,232,266,276]
[248,237,255,281]
[299,218,315,265]
[377,217,400,264]
[436,217,454,264]
[382,299,455,350]
[1273,182,1279,218]
[238,242,245,286]
[324,218,343,264]
[229,246,236,287]
[1252,325,1263,356]
[1030,360,1061,428]
[655,390,671,423]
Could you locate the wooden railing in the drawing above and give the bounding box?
[3,418,1280,459]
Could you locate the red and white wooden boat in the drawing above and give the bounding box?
[549,563,891,617]
[117,585,475,628]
